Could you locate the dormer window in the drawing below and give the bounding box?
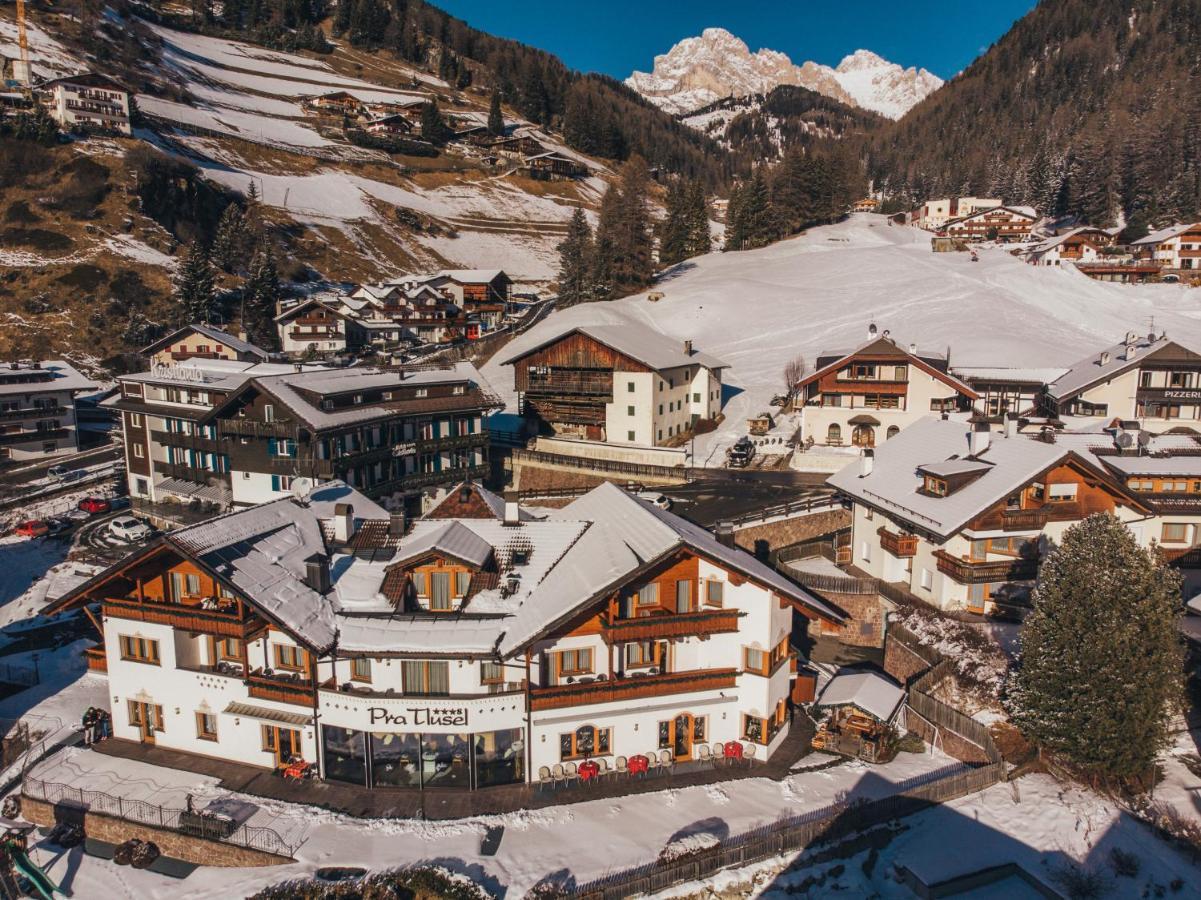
[923,475,948,496]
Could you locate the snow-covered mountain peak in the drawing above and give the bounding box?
[625,31,942,120]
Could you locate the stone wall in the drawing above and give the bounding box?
[904,715,992,765]
[19,797,290,867]
[818,590,885,648]
[883,633,940,685]
[733,510,850,556]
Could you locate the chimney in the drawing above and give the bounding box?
[333,503,355,543]
[715,521,736,548]
[969,422,991,456]
[504,500,521,526]
[1125,330,1136,344]
[293,362,303,373]
[868,323,878,340]
[459,484,472,504]
[304,554,331,593]
[1124,343,1138,361]
[859,448,874,478]
[388,511,406,538]
[1005,413,1018,439]
[238,329,249,343]
[683,339,694,356]
[1099,351,1110,366]
[908,342,917,355]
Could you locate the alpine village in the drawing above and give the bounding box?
[1,0,1201,897]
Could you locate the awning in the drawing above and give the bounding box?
[847,415,881,426]
[155,477,232,506]
[224,701,312,728]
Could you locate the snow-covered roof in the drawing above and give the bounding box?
[951,367,1068,386]
[800,336,977,399]
[1100,455,1201,477]
[498,323,728,373]
[918,458,993,478]
[1025,227,1109,254]
[142,324,269,360]
[120,358,306,391]
[305,480,390,521]
[828,417,1076,538]
[391,520,495,569]
[0,360,96,395]
[1131,223,1199,246]
[1046,333,1189,402]
[816,670,905,722]
[434,269,508,284]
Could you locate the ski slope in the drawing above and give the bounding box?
[484,214,1201,462]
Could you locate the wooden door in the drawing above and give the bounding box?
[672,714,693,761]
[264,726,302,767]
[128,701,162,745]
[852,425,876,448]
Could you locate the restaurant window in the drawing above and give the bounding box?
[402,660,450,696]
[475,728,525,788]
[119,635,159,665]
[480,661,504,685]
[351,658,372,682]
[560,725,611,761]
[674,579,692,613]
[705,580,724,607]
[422,732,472,788]
[1162,523,1190,544]
[322,726,368,786]
[557,647,593,677]
[274,644,306,672]
[626,641,656,668]
[370,731,420,788]
[195,712,218,741]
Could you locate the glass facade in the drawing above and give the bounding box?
[321,725,525,790]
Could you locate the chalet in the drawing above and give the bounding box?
[796,327,978,448]
[917,197,1000,231]
[38,72,130,136]
[142,324,270,366]
[426,269,511,330]
[852,198,880,213]
[363,114,414,136]
[950,367,1067,423]
[274,299,363,356]
[303,91,364,117]
[943,206,1037,243]
[485,134,546,160]
[47,482,844,789]
[0,360,96,462]
[113,359,499,514]
[1024,227,1114,266]
[524,151,588,181]
[499,324,727,447]
[1043,332,1201,427]
[1131,223,1201,271]
[828,416,1163,614]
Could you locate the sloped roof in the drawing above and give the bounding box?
[390,521,495,569]
[817,670,905,722]
[945,205,1037,226]
[1027,227,1109,254]
[1131,223,1199,246]
[1046,333,1190,402]
[434,269,508,284]
[951,366,1068,386]
[0,360,95,395]
[798,336,977,399]
[141,324,269,360]
[498,323,728,373]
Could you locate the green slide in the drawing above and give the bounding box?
[10,849,62,899]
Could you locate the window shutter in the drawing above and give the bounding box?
[271,475,280,491]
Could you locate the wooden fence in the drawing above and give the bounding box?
[511,448,695,482]
[571,761,1004,899]
[724,493,843,530]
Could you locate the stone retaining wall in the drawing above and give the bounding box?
[733,510,850,556]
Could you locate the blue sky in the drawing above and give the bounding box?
[432,1,1038,81]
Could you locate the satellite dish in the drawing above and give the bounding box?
[1115,432,1134,449]
[1138,430,1152,447]
[291,477,314,503]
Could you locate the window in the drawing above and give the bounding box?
[274,644,306,672]
[1162,523,1190,544]
[627,382,635,393]
[743,647,768,675]
[133,444,144,459]
[627,431,635,441]
[129,413,142,427]
[1047,483,1078,502]
[119,635,160,664]
[560,725,611,760]
[214,637,241,661]
[636,583,658,607]
[401,660,450,695]
[693,392,701,403]
[196,712,218,741]
[480,661,504,685]
[827,423,842,444]
[919,568,932,591]
[271,474,294,492]
[351,657,372,682]
[269,438,297,458]
[429,572,453,610]
[886,426,900,439]
[454,571,472,597]
[263,404,275,423]
[627,405,635,416]
[626,641,656,667]
[674,579,692,613]
[705,580,724,607]
[557,647,593,676]
[658,404,664,415]
[922,476,948,496]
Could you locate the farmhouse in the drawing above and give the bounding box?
[796,326,978,448]
[523,151,588,181]
[48,481,844,790]
[500,324,727,448]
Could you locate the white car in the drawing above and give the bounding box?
[637,492,672,511]
[109,515,152,543]
[47,465,86,483]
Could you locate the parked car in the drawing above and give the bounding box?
[637,492,672,511]
[108,515,152,543]
[14,520,49,538]
[45,517,74,537]
[47,465,87,483]
[78,497,111,515]
[727,437,756,468]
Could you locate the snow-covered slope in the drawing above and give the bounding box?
[485,215,1201,464]
[625,28,941,119]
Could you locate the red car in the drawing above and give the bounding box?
[78,497,111,515]
[14,520,49,538]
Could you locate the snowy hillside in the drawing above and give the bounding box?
[625,28,941,119]
[484,214,1201,463]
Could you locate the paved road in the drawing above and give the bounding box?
[662,469,834,527]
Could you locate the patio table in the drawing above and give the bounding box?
[627,754,649,776]
[578,760,600,782]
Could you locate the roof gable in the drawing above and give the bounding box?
[798,336,978,399]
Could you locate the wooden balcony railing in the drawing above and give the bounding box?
[877,528,918,558]
[154,462,227,486]
[0,428,69,446]
[934,550,1039,584]
[0,405,63,421]
[524,371,614,397]
[218,419,301,440]
[600,609,742,642]
[103,598,261,640]
[530,667,738,711]
[247,672,315,707]
[84,646,107,673]
[151,430,223,454]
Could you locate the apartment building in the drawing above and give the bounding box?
[797,328,977,448]
[39,73,131,135]
[1131,223,1201,271]
[943,206,1037,243]
[0,360,96,462]
[501,325,727,448]
[48,482,843,789]
[917,197,1001,230]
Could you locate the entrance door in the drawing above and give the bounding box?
[263,725,303,767]
[852,425,876,448]
[128,701,162,745]
[672,714,693,762]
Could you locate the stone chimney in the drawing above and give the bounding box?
[1124,343,1138,361]
[867,322,878,340]
[1099,351,1110,366]
[304,554,331,593]
[333,503,355,543]
[969,422,991,456]
[504,500,521,526]
[388,511,406,538]
[859,448,874,478]
[908,342,917,355]
[1005,413,1019,439]
[684,339,694,356]
[715,521,736,548]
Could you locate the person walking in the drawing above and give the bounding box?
[81,707,96,747]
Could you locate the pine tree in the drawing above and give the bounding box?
[1006,513,1184,783]
[595,155,654,295]
[241,244,281,349]
[658,178,688,268]
[685,180,712,257]
[556,208,594,307]
[174,241,215,324]
[724,183,746,252]
[211,204,247,274]
[420,100,451,145]
[487,91,505,137]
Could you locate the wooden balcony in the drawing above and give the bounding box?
[600,608,742,642]
[530,668,738,711]
[0,405,63,421]
[523,371,614,397]
[0,428,70,446]
[934,550,1039,584]
[103,598,263,640]
[247,671,315,707]
[85,646,107,673]
[151,430,223,454]
[877,528,918,558]
[218,419,301,440]
[154,462,227,486]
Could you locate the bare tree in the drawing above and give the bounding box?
[782,355,807,404]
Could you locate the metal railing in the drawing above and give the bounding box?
[22,777,299,857]
[724,493,843,529]
[511,448,692,481]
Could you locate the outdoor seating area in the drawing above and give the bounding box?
[811,669,906,764]
[536,743,759,792]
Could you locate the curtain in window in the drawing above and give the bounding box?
[675,580,691,612]
[401,660,425,693]
[637,584,658,605]
[706,581,723,605]
[455,571,471,596]
[411,572,427,595]
[427,661,450,695]
[431,572,451,609]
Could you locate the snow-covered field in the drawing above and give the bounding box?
[484,215,1201,464]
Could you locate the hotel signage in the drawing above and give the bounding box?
[368,706,468,727]
[1163,390,1201,401]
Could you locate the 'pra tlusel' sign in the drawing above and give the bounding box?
[367,706,469,727]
